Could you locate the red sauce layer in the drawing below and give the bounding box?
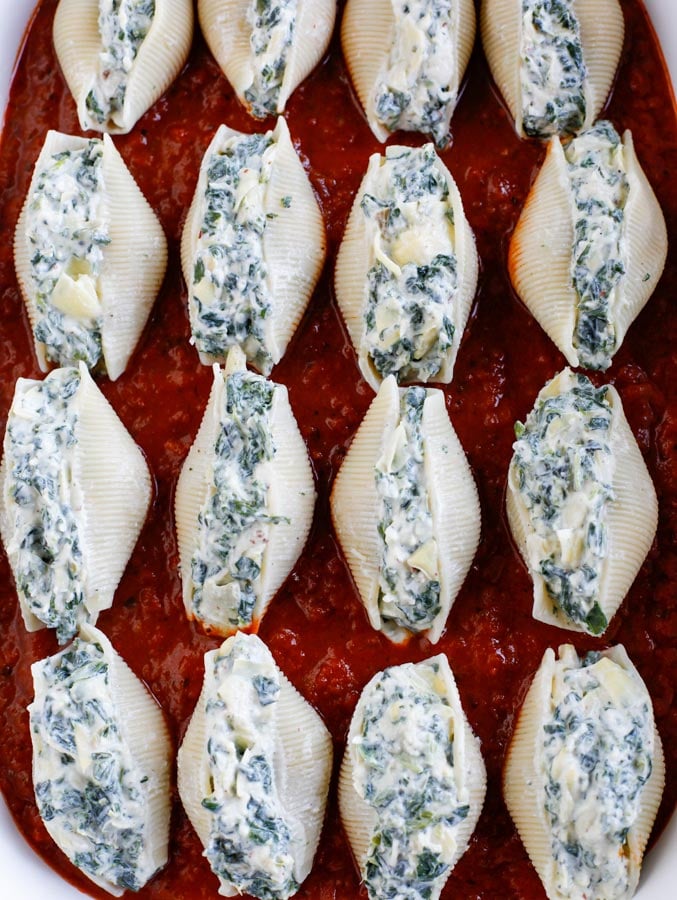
[0,1,675,898]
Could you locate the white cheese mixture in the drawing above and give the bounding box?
[189,369,283,631]
[361,145,458,384]
[541,648,654,899]
[511,371,614,634]
[85,0,156,128]
[25,140,109,369]
[245,0,297,118]
[201,634,298,899]
[353,660,469,900]
[373,0,458,147]
[29,635,155,892]
[519,0,587,138]
[3,368,88,644]
[375,387,440,638]
[190,131,278,372]
[565,121,629,370]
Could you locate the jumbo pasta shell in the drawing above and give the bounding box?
[481,0,624,137]
[334,146,478,391]
[503,644,665,900]
[342,0,476,142]
[198,0,336,118]
[181,119,325,370]
[174,349,316,635]
[339,654,486,894]
[506,370,658,634]
[331,377,480,644]
[0,364,151,637]
[177,633,332,891]
[53,0,194,134]
[14,131,167,380]
[509,130,667,368]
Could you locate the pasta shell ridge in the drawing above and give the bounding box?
[176,677,213,849]
[281,0,336,112]
[198,0,258,104]
[480,0,521,131]
[576,0,625,129]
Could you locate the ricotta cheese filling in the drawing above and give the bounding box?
[541,649,653,899]
[245,0,297,119]
[189,370,283,630]
[30,636,154,892]
[3,368,88,644]
[25,140,109,370]
[353,661,469,900]
[519,0,587,138]
[86,0,156,128]
[511,372,614,634]
[190,131,278,373]
[375,387,440,637]
[373,0,458,147]
[201,634,298,900]
[361,145,458,384]
[565,121,629,370]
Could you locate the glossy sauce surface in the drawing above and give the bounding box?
[0,1,675,898]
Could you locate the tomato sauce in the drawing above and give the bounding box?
[0,1,675,898]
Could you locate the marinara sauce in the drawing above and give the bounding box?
[0,1,675,898]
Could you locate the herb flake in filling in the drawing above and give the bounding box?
[26,140,109,369]
[202,635,298,900]
[520,0,587,138]
[542,651,653,897]
[362,145,458,384]
[565,121,629,370]
[4,368,88,644]
[244,0,297,118]
[511,373,614,634]
[85,0,156,127]
[190,132,277,373]
[354,662,468,900]
[374,0,457,148]
[30,637,153,892]
[375,387,440,636]
[189,371,283,629]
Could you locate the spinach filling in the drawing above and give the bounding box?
[203,636,298,900]
[375,387,440,636]
[190,371,283,629]
[355,662,468,900]
[85,0,156,126]
[5,368,87,644]
[362,146,458,383]
[190,132,276,373]
[511,373,614,634]
[542,651,653,896]
[565,121,629,370]
[27,141,109,369]
[244,0,297,118]
[31,637,151,892]
[520,0,587,138]
[374,0,457,148]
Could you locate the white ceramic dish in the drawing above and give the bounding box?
[0,1,675,897]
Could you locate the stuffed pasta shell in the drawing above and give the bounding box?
[504,644,664,900]
[342,0,476,146]
[335,144,478,390]
[481,0,624,139]
[29,624,172,896]
[177,632,332,899]
[340,654,486,900]
[198,0,336,119]
[509,122,667,370]
[53,0,193,134]
[0,365,152,645]
[181,118,325,373]
[507,368,657,637]
[332,376,479,644]
[14,130,167,380]
[175,348,315,636]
